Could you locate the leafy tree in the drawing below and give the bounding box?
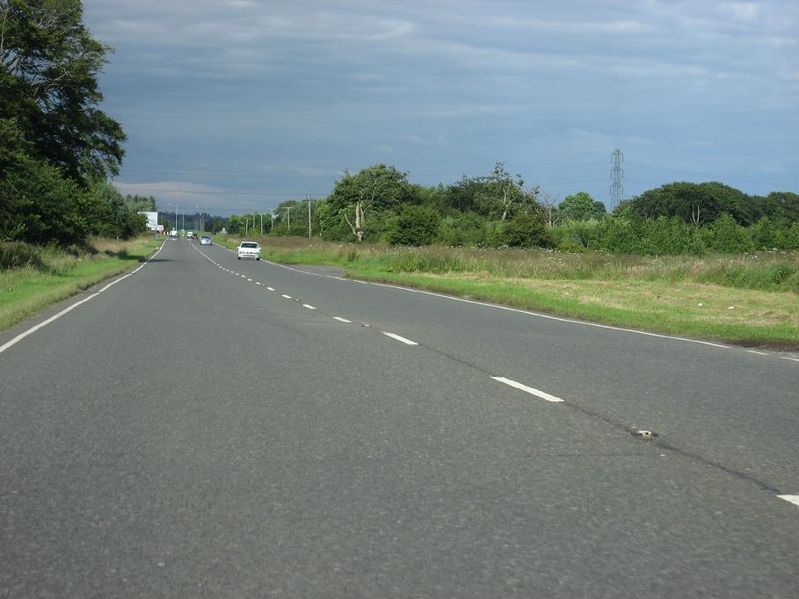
[325,164,415,242]
[629,182,721,225]
[124,194,156,212]
[0,0,126,183]
[86,181,146,239]
[444,162,539,222]
[558,191,606,221]
[0,151,89,246]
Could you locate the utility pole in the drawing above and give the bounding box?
[245,218,248,235]
[269,209,276,232]
[286,206,293,234]
[307,195,312,239]
[260,213,263,236]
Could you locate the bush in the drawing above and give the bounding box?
[435,212,486,246]
[386,205,441,246]
[0,242,48,270]
[500,213,553,248]
[702,214,753,253]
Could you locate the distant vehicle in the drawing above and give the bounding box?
[186,231,195,239]
[200,236,212,245]
[169,229,179,238]
[237,241,261,260]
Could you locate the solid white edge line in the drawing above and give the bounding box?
[368,280,732,350]
[201,243,799,363]
[382,332,419,346]
[777,495,799,507]
[491,376,565,403]
[0,293,99,355]
[0,240,165,355]
[333,317,351,323]
[252,254,734,352]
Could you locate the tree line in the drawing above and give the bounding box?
[0,0,147,249]
[228,163,799,255]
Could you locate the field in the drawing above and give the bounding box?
[0,236,162,332]
[216,235,799,348]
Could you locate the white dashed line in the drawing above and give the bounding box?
[247,278,253,282]
[281,294,293,299]
[382,332,419,346]
[333,317,351,323]
[491,377,565,403]
[303,304,317,310]
[778,495,799,508]
[255,282,262,286]
[267,287,275,291]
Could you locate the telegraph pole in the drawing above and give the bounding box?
[260,213,263,236]
[286,206,293,233]
[307,195,312,239]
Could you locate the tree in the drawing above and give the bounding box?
[540,192,561,227]
[558,191,606,221]
[0,0,125,184]
[444,162,539,222]
[326,164,415,242]
[476,162,534,221]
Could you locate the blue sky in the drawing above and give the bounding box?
[84,0,798,215]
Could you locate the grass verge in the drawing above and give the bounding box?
[210,235,799,348]
[0,236,162,332]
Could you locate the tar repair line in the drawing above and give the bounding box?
[0,241,166,356]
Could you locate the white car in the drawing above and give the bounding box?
[237,241,261,260]
[200,236,212,245]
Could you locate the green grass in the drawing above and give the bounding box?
[215,235,799,348]
[0,236,162,332]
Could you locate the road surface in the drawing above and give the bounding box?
[1,238,797,597]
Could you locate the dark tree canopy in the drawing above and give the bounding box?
[0,0,125,184]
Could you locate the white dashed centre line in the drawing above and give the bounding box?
[333,317,351,323]
[255,282,262,286]
[267,287,275,291]
[303,304,317,310]
[778,495,799,508]
[491,377,565,403]
[382,332,419,346]
[281,294,292,299]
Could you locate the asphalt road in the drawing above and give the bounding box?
[1,238,797,597]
